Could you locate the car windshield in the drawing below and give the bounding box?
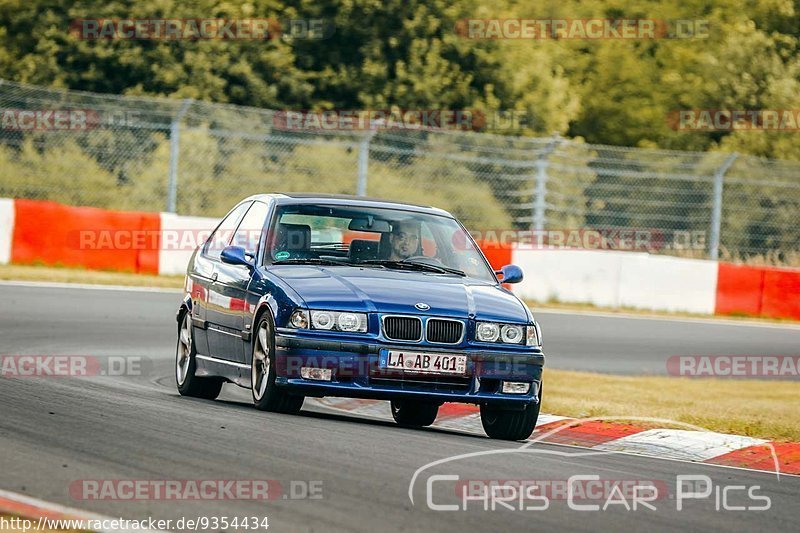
[267,203,496,282]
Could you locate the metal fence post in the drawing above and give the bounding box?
[531,136,561,242]
[356,120,381,197]
[533,159,548,232]
[356,137,370,196]
[709,152,738,260]
[166,99,193,213]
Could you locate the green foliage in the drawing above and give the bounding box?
[1,0,798,158]
[0,137,120,206]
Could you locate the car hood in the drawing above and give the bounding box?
[270,266,530,323]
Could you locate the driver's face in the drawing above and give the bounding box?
[389,225,420,259]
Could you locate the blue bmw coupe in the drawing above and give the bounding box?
[176,194,544,440]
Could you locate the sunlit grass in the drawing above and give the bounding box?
[0,263,183,288]
[544,369,800,441]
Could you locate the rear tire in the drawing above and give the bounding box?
[390,400,439,427]
[176,311,223,400]
[480,391,541,441]
[251,313,304,414]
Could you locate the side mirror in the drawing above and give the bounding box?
[220,245,254,269]
[495,264,524,284]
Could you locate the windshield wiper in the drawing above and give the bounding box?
[361,259,465,276]
[273,258,354,267]
[273,257,387,269]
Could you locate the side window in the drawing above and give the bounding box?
[203,202,251,260]
[231,201,270,258]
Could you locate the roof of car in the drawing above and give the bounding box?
[243,193,453,217]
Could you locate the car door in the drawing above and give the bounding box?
[207,200,270,363]
[187,250,214,357]
[191,201,251,357]
[201,201,252,360]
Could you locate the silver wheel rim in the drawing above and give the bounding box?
[252,321,270,401]
[176,314,192,385]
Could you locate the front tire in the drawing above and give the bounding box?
[480,392,541,441]
[251,314,304,414]
[390,400,439,427]
[176,312,223,400]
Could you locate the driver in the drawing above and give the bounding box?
[387,220,421,260]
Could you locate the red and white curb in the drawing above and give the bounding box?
[311,398,800,476]
[0,489,164,533]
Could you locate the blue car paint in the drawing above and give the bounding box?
[178,194,544,408]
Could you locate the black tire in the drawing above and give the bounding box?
[176,311,224,400]
[390,400,440,427]
[251,313,304,414]
[480,390,542,441]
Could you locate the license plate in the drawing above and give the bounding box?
[383,350,467,375]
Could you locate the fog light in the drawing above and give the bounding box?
[301,367,332,381]
[502,381,530,394]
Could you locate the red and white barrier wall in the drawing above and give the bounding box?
[157,212,217,276]
[7,199,161,274]
[510,250,719,314]
[716,262,800,319]
[0,198,13,265]
[1,198,798,320]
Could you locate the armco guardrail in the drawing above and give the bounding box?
[1,198,798,320]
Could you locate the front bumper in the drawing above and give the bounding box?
[273,331,544,408]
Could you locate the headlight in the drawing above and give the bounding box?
[476,322,500,342]
[501,325,524,344]
[527,323,542,347]
[337,312,364,332]
[311,311,334,330]
[290,309,309,329]
[476,321,529,345]
[291,309,368,333]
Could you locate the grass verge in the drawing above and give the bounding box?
[0,264,183,289]
[544,368,800,442]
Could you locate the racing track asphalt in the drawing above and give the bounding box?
[1,282,799,532]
